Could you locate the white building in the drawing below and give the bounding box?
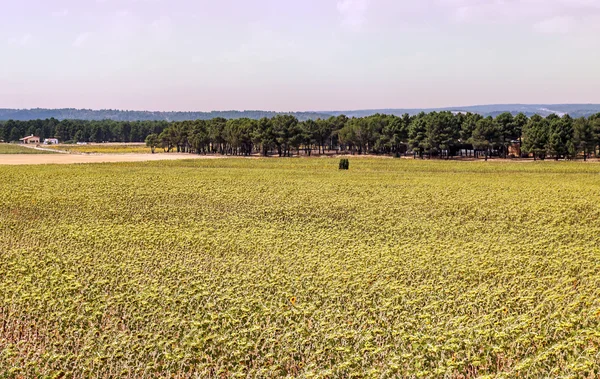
[44,138,59,145]
[19,135,41,144]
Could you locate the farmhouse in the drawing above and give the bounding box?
[44,138,59,145]
[19,135,40,144]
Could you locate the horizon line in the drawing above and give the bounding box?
[1,103,600,114]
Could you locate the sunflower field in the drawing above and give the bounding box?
[1,158,600,378]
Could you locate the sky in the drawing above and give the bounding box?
[1,0,600,112]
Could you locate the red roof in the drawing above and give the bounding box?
[19,135,40,141]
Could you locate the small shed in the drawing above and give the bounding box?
[44,138,59,145]
[508,140,521,157]
[19,135,41,144]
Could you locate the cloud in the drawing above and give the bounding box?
[337,0,369,28]
[73,33,91,48]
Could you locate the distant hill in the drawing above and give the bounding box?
[0,109,332,122]
[1,104,599,121]
[331,104,600,119]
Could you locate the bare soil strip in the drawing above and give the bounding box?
[2,151,599,165]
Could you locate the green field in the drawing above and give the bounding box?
[45,144,156,154]
[1,159,600,378]
[0,143,56,154]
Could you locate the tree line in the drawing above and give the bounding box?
[0,119,169,145]
[2,112,600,159]
[142,112,600,160]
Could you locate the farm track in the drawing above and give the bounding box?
[4,145,600,165]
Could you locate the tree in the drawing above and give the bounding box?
[54,122,69,142]
[314,119,331,154]
[328,115,348,151]
[301,119,319,156]
[121,122,132,142]
[289,121,308,156]
[90,124,104,143]
[377,115,408,155]
[271,115,298,157]
[252,118,274,156]
[546,115,574,160]
[165,122,190,153]
[130,123,142,142]
[573,117,594,160]
[9,127,21,142]
[158,130,173,152]
[470,117,500,160]
[223,118,253,155]
[590,113,600,157]
[513,113,528,144]
[424,112,460,158]
[339,117,378,154]
[495,112,515,158]
[189,121,210,155]
[145,133,159,154]
[224,119,243,155]
[409,113,428,158]
[73,130,85,143]
[337,119,357,153]
[459,113,482,156]
[208,118,227,154]
[522,115,549,160]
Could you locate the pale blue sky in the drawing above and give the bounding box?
[1,0,600,111]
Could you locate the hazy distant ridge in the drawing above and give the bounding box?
[330,104,600,119]
[1,104,599,121]
[0,109,332,122]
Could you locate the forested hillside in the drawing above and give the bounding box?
[331,104,600,119]
[0,109,331,122]
[2,104,600,122]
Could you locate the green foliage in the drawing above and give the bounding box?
[460,112,483,142]
[546,115,575,159]
[573,118,594,160]
[522,115,550,159]
[470,117,500,151]
[9,127,21,142]
[145,134,159,154]
[2,112,600,159]
[339,158,349,170]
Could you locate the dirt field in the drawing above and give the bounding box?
[0,153,225,165]
[2,147,599,165]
